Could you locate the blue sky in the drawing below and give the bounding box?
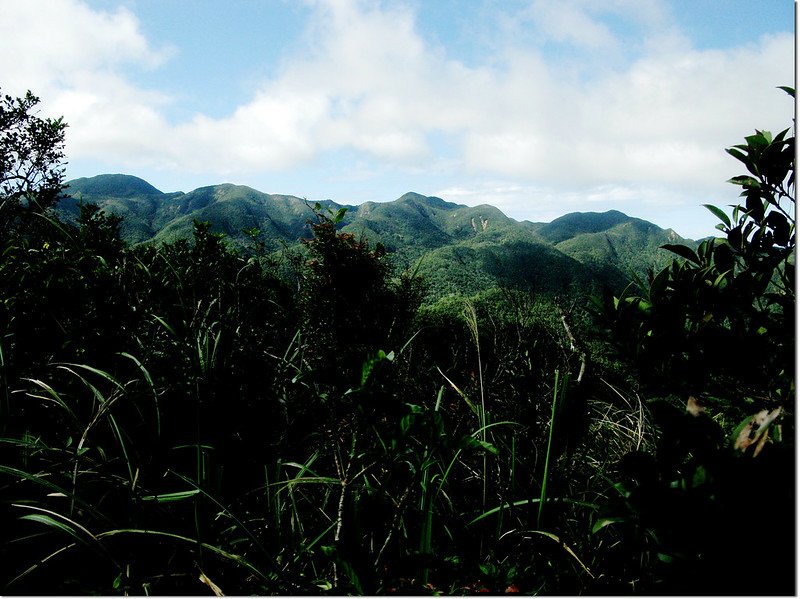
[1,0,794,238]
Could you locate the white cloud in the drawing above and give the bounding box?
[0,0,793,238]
[459,31,792,190]
[524,0,619,50]
[0,0,170,97]
[0,0,176,175]
[50,73,171,157]
[432,181,719,239]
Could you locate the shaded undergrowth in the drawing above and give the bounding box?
[0,88,794,595]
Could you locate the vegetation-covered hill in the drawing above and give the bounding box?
[59,175,693,298]
[60,174,343,251]
[551,213,690,287]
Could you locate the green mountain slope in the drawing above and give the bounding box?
[60,178,346,251]
[59,174,176,243]
[546,211,694,284]
[343,192,533,266]
[58,174,694,299]
[536,209,632,244]
[344,192,455,256]
[65,173,165,198]
[418,238,596,299]
[148,184,338,251]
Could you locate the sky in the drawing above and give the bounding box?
[1,0,794,239]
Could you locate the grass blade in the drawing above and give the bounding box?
[140,489,201,503]
[96,529,275,585]
[538,369,569,528]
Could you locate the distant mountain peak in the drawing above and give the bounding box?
[396,191,460,211]
[536,209,638,244]
[64,174,163,198]
[397,191,428,202]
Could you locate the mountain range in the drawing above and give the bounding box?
[58,174,694,299]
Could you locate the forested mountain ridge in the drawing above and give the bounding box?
[61,174,341,250]
[59,174,694,297]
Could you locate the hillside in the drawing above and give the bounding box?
[59,174,694,299]
[59,175,345,250]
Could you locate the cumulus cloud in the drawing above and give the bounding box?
[0,0,793,237]
[1,0,170,96]
[0,0,175,172]
[433,180,718,238]
[523,0,620,50]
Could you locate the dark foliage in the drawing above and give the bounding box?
[0,88,794,596]
[590,87,795,594]
[0,89,66,232]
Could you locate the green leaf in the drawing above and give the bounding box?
[20,514,84,543]
[649,267,670,299]
[745,132,770,152]
[713,242,735,273]
[657,552,675,563]
[591,516,627,534]
[703,204,731,228]
[459,435,499,455]
[661,243,700,265]
[140,489,200,503]
[712,270,731,288]
[474,438,499,455]
[119,352,160,436]
[725,147,759,177]
[400,414,414,435]
[469,498,598,526]
[773,127,790,144]
[97,529,271,583]
[727,175,762,190]
[150,314,176,337]
[777,86,795,98]
[745,192,766,220]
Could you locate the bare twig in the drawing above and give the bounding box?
[558,306,588,385]
[373,482,413,568]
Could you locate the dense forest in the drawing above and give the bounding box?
[0,87,794,595]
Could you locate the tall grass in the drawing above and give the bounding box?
[0,199,679,595]
[538,368,570,529]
